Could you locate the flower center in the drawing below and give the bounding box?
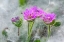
[46,17,51,21]
[28,14,32,19]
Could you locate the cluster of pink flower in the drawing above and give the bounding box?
[23,6,56,24]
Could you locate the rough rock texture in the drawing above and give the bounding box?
[0,0,64,42]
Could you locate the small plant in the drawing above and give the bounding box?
[2,28,8,38]
[23,6,45,42]
[10,6,61,42]
[11,16,22,36]
[23,6,61,42]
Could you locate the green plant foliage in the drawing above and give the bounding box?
[54,22,61,27]
[12,18,23,27]
[50,20,55,25]
[34,39,40,42]
[19,0,27,6]
[2,30,8,38]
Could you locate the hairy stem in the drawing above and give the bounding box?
[18,27,20,36]
[48,25,51,37]
[28,21,34,42]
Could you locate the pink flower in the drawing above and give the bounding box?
[41,13,56,24]
[30,6,45,17]
[23,9,36,21]
[23,6,45,21]
[11,16,19,22]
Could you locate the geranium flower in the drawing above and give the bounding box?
[11,16,19,22]
[23,9,36,21]
[30,6,45,17]
[23,6,45,21]
[41,13,56,24]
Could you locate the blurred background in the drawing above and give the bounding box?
[0,0,64,42]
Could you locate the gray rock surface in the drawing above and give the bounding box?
[0,0,64,42]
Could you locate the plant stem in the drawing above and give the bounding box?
[28,21,34,42]
[18,27,20,36]
[48,25,51,37]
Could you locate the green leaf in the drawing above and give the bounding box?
[19,0,27,6]
[12,18,23,28]
[2,30,8,38]
[50,20,55,25]
[34,39,40,42]
[54,22,61,27]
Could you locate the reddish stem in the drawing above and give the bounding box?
[18,27,19,36]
